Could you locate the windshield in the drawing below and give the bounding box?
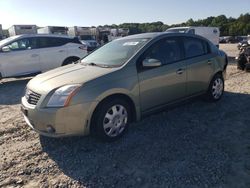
[81,38,149,67]
[0,36,20,47]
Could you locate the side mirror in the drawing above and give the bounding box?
[2,46,11,52]
[142,58,162,68]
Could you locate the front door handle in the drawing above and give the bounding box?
[207,60,212,65]
[176,68,184,74]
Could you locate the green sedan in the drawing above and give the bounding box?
[21,32,228,141]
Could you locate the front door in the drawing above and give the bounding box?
[137,37,187,112]
[0,37,40,77]
[37,37,68,72]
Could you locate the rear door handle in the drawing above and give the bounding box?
[176,68,184,74]
[58,50,65,53]
[207,60,212,65]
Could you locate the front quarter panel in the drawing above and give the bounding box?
[71,64,140,130]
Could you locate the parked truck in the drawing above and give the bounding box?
[166,26,220,47]
[0,24,3,40]
[68,26,99,51]
[37,26,68,35]
[96,27,111,44]
[8,25,37,36]
[110,28,129,40]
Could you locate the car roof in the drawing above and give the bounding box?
[118,32,209,41]
[17,34,76,39]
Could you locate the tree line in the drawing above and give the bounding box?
[101,13,250,36]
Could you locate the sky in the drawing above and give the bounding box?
[0,0,249,29]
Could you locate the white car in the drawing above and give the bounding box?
[0,34,88,79]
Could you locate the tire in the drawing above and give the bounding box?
[245,63,250,72]
[237,55,247,70]
[92,98,131,141]
[62,57,80,66]
[206,74,224,102]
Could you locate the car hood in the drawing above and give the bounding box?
[27,64,116,93]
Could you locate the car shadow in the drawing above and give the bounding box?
[0,78,30,105]
[40,91,250,187]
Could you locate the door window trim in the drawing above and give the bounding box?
[182,36,211,60]
[136,36,185,72]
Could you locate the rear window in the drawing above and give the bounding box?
[184,37,209,58]
[70,37,82,44]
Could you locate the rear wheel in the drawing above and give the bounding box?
[237,54,247,70]
[206,74,224,102]
[245,63,250,72]
[92,98,131,141]
[62,57,80,66]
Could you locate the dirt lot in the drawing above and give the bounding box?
[0,44,250,188]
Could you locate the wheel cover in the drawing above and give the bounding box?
[212,78,224,99]
[103,105,128,137]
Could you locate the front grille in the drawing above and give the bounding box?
[25,89,41,106]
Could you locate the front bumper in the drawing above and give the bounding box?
[21,97,96,137]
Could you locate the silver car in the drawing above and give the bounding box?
[21,32,228,141]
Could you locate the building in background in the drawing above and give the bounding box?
[8,25,37,36]
[0,24,3,39]
[37,26,68,35]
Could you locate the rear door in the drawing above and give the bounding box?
[184,37,215,95]
[37,37,68,71]
[138,37,187,112]
[0,37,40,77]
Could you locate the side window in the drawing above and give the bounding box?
[140,37,182,66]
[36,37,69,48]
[7,38,30,51]
[48,37,69,47]
[184,37,208,58]
[27,38,38,49]
[187,29,195,34]
[37,37,50,48]
[163,39,182,64]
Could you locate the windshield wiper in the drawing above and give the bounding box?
[86,62,111,68]
[74,60,81,64]
[88,62,98,66]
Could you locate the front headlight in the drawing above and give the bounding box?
[46,84,81,107]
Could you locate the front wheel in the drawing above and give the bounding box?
[62,57,80,66]
[92,99,131,141]
[206,74,224,102]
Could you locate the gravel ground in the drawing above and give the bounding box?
[219,44,239,58]
[0,44,250,188]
